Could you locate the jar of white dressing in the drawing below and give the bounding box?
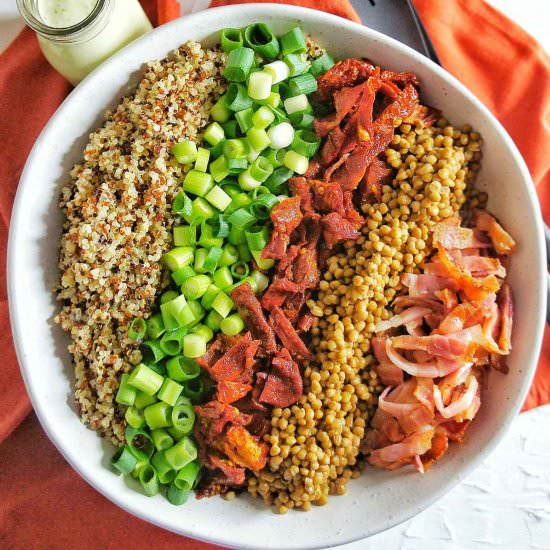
[17,0,153,85]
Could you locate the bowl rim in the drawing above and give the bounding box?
[7,4,547,549]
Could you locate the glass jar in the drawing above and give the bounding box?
[17,0,153,85]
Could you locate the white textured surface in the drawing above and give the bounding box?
[2,1,549,549]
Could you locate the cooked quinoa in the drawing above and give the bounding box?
[55,41,226,445]
[249,117,485,513]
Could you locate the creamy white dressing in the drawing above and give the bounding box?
[38,0,97,28]
[36,0,152,85]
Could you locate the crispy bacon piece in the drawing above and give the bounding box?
[474,210,516,255]
[262,196,303,260]
[316,58,376,102]
[231,283,277,355]
[360,157,391,204]
[321,212,360,249]
[269,306,314,361]
[259,348,303,408]
[223,424,268,471]
[497,284,513,353]
[314,81,366,137]
[288,177,315,216]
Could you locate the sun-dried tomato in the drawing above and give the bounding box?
[259,348,303,408]
[269,306,314,360]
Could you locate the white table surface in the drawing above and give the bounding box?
[1,1,549,549]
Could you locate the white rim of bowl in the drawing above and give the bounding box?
[7,4,547,549]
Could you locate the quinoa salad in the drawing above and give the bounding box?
[55,24,516,512]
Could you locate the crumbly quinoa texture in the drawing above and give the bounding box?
[55,41,226,445]
[249,118,484,513]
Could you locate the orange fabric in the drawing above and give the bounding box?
[0,0,549,548]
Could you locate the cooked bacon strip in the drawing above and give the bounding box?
[269,306,314,360]
[401,273,459,296]
[314,82,366,137]
[321,212,360,249]
[316,58,377,102]
[230,283,277,355]
[391,332,474,361]
[433,217,491,249]
[374,306,432,333]
[262,196,303,260]
[497,284,513,354]
[433,374,479,419]
[373,336,404,386]
[259,348,303,408]
[474,210,516,255]
[425,256,506,279]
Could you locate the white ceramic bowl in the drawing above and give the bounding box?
[8,4,547,549]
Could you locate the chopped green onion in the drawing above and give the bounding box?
[228,224,246,245]
[219,244,239,268]
[182,375,212,402]
[174,225,196,247]
[158,378,184,406]
[226,191,252,214]
[127,364,164,396]
[171,399,195,434]
[161,290,179,304]
[278,81,292,100]
[211,214,230,238]
[191,197,216,222]
[111,446,138,475]
[237,242,252,261]
[166,356,200,382]
[288,111,314,129]
[209,138,226,159]
[125,425,155,460]
[171,265,196,286]
[234,107,255,133]
[245,226,269,251]
[289,73,318,96]
[236,169,260,191]
[228,207,256,229]
[250,193,279,220]
[174,460,201,491]
[248,71,273,101]
[205,310,223,331]
[250,269,270,293]
[191,323,214,343]
[225,83,253,112]
[249,156,274,182]
[309,52,335,77]
[263,60,290,84]
[227,158,248,174]
[128,318,146,341]
[183,170,214,197]
[140,340,166,365]
[172,140,198,164]
[223,138,249,160]
[162,246,194,272]
[151,428,174,451]
[160,326,186,356]
[252,105,275,129]
[183,333,207,358]
[224,46,255,82]
[243,23,280,59]
[201,283,221,309]
[246,127,271,152]
[164,436,198,470]
[194,147,210,172]
[133,390,157,410]
[256,91,281,108]
[280,26,307,55]
[115,373,137,406]
[267,104,287,123]
[210,95,231,123]
[187,300,205,324]
[160,294,187,329]
[221,27,243,52]
[222,119,238,139]
[261,148,285,169]
[125,406,145,429]
[151,451,177,484]
[213,266,234,290]
[182,274,211,300]
[268,122,294,149]
[251,248,275,270]
[230,260,250,280]
[221,183,241,198]
[201,246,222,273]
[144,401,172,430]
[203,122,225,146]
[209,155,230,183]
[220,313,245,336]
[265,166,294,193]
[211,291,234,318]
[283,53,309,77]
[173,190,193,217]
[139,465,160,496]
[292,129,321,158]
[284,94,309,115]
[283,150,309,175]
[167,483,190,506]
[250,185,270,199]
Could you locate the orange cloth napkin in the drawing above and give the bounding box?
[0,0,549,548]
